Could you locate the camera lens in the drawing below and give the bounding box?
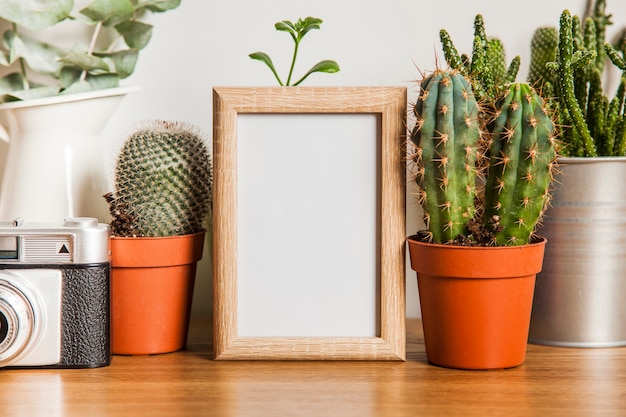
[0,280,37,366]
[0,311,8,344]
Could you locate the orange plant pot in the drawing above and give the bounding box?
[407,236,546,370]
[110,232,205,355]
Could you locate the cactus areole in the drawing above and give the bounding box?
[410,69,557,246]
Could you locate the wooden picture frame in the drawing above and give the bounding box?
[212,87,406,360]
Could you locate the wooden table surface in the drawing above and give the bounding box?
[2,318,626,417]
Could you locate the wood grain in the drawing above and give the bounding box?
[212,87,407,360]
[2,318,626,417]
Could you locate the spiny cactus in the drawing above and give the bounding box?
[528,27,559,96]
[484,83,557,246]
[411,70,557,246]
[105,120,213,237]
[411,69,481,243]
[534,1,626,157]
[549,9,599,157]
[440,14,520,106]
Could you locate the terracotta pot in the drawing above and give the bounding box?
[407,236,547,370]
[110,232,205,355]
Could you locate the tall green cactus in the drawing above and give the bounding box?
[532,1,626,157]
[528,27,558,95]
[484,83,557,246]
[551,9,599,157]
[105,120,213,237]
[411,69,481,244]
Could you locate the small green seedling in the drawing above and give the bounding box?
[249,16,340,86]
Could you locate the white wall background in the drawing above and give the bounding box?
[102,0,626,319]
[4,0,626,318]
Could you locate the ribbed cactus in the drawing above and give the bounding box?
[484,83,557,246]
[535,1,626,157]
[105,120,213,237]
[528,27,558,95]
[411,70,557,245]
[411,69,481,244]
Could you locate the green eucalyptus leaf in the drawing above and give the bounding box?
[1,30,19,65]
[115,20,153,50]
[59,67,82,88]
[5,30,66,76]
[292,60,340,86]
[2,86,61,102]
[0,0,73,30]
[135,0,181,13]
[59,69,120,90]
[80,0,134,26]
[0,50,9,66]
[60,80,94,95]
[59,52,111,72]
[85,73,120,90]
[96,49,138,78]
[0,73,28,94]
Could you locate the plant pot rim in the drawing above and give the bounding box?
[557,156,626,163]
[111,230,206,241]
[406,234,547,279]
[0,85,140,110]
[406,234,546,250]
[111,230,206,268]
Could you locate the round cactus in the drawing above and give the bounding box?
[106,120,213,237]
[411,69,481,243]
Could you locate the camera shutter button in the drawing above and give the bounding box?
[64,217,98,228]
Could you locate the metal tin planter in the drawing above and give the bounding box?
[529,157,626,347]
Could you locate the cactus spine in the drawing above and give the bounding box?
[484,83,557,246]
[106,120,213,237]
[411,69,481,244]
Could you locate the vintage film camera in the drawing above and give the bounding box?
[0,217,110,368]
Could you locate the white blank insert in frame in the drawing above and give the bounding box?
[236,113,381,337]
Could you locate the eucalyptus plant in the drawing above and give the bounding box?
[0,0,180,102]
[249,16,340,86]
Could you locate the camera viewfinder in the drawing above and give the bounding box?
[0,237,19,260]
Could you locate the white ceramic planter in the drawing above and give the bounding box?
[0,86,138,223]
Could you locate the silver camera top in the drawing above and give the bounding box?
[0,217,110,264]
